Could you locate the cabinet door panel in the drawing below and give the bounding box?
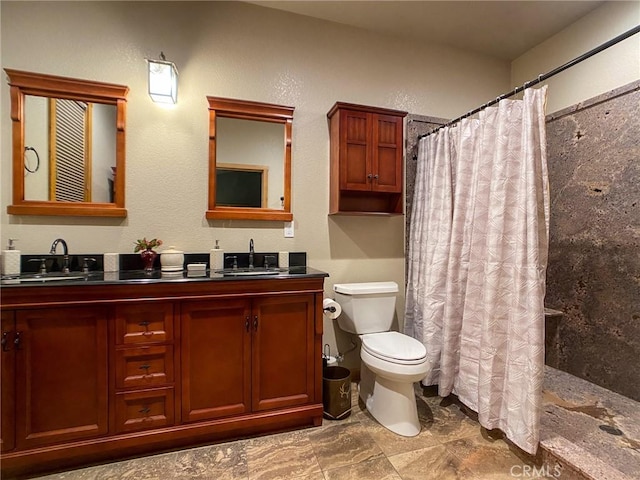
[373,114,403,193]
[15,307,108,449]
[340,110,371,191]
[115,302,173,345]
[181,300,251,423]
[1,311,15,452]
[252,294,315,411]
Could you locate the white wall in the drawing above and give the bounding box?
[511,1,640,114]
[1,1,510,364]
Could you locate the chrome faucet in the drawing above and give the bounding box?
[249,238,255,269]
[49,238,70,273]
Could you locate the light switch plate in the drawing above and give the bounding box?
[284,221,294,238]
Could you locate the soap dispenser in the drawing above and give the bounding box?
[210,240,224,271]
[1,238,21,276]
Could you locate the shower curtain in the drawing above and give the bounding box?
[405,87,549,454]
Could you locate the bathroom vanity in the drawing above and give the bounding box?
[0,269,327,477]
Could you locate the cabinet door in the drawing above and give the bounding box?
[252,294,315,411]
[181,299,251,423]
[1,311,15,452]
[15,307,108,449]
[372,113,403,193]
[339,109,372,191]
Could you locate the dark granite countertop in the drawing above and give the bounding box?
[0,266,328,287]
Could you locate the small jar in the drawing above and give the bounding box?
[160,246,184,272]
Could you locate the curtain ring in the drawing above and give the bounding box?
[24,146,40,173]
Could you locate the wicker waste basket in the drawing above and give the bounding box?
[322,366,351,420]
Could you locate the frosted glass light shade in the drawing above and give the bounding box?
[148,57,178,104]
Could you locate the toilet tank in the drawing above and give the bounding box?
[333,282,398,334]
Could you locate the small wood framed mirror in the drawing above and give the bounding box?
[5,69,128,217]
[207,96,293,221]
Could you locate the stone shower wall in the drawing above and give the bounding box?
[544,81,640,401]
[405,81,640,401]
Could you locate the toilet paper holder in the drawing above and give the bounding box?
[323,304,337,313]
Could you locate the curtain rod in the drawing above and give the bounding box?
[419,24,640,139]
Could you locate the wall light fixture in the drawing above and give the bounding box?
[147,52,178,104]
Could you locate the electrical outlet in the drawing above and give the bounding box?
[284,221,294,238]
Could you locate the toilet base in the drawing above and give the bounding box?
[359,363,421,437]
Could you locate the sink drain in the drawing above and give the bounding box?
[599,424,623,436]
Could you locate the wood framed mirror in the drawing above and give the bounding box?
[207,96,293,221]
[5,69,128,217]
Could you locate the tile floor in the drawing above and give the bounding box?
[26,366,640,480]
[31,382,547,480]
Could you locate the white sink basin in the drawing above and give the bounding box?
[215,268,285,277]
[2,274,84,284]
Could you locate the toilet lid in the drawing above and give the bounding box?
[361,332,427,365]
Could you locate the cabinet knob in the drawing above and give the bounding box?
[373,174,379,179]
[1,331,10,352]
[367,174,373,180]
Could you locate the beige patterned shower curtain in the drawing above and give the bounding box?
[405,87,549,454]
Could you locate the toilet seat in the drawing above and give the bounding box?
[361,332,427,365]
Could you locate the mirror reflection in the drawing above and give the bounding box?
[24,96,117,203]
[5,69,128,217]
[207,96,294,221]
[216,117,284,210]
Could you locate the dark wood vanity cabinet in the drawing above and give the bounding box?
[0,275,325,478]
[1,311,16,453]
[328,102,407,215]
[113,302,176,433]
[181,299,252,422]
[1,307,109,451]
[181,294,316,422]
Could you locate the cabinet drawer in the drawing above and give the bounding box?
[115,303,173,344]
[115,345,174,389]
[115,387,174,433]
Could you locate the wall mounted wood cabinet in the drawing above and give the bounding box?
[328,102,407,215]
[0,276,325,478]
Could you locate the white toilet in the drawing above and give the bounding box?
[333,281,428,437]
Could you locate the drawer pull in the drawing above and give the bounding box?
[139,364,151,371]
[138,321,150,328]
[138,406,151,415]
